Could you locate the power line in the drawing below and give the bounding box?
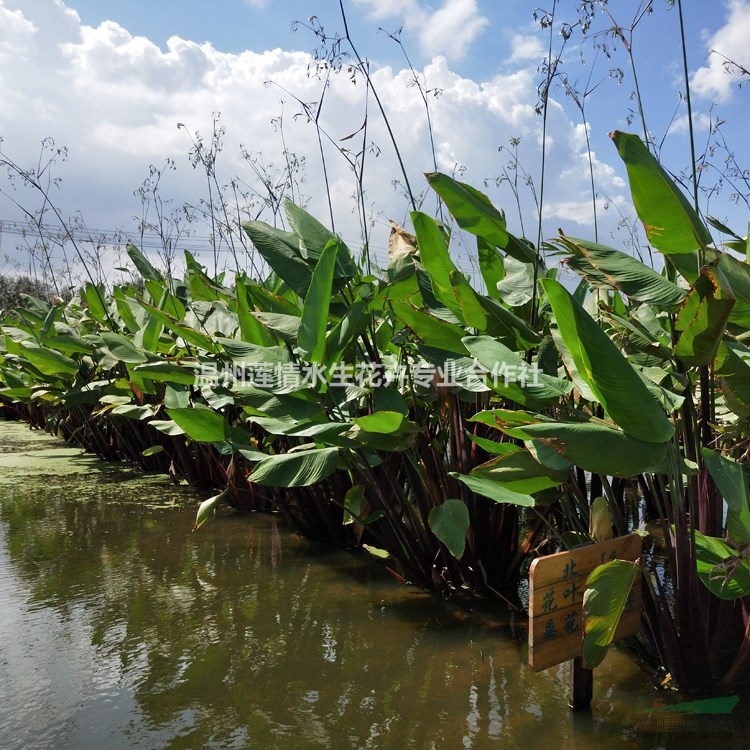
[0,217,478,277]
[0,218,393,264]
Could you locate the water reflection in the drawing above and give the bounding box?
[0,426,735,749]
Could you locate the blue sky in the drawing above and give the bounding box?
[0,0,748,280]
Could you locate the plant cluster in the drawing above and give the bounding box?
[2,127,750,695]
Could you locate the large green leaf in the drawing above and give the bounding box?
[345,411,420,451]
[715,339,750,417]
[582,560,639,668]
[234,276,276,346]
[470,449,568,494]
[113,288,141,333]
[251,312,300,344]
[560,236,686,309]
[503,420,668,477]
[324,299,369,368]
[390,300,468,356]
[411,211,463,318]
[428,499,470,559]
[126,242,164,282]
[694,529,750,600]
[100,332,148,364]
[674,267,734,367]
[167,407,246,443]
[451,473,536,506]
[137,300,219,353]
[133,361,199,386]
[244,282,301,316]
[426,172,536,263]
[477,237,504,300]
[463,335,571,405]
[542,278,674,443]
[285,199,357,280]
[702,448,750,545]
[477,296,541,349]
[496,256,535,307]
[250,447,340,487]
[19,341,79,378]
[298,242,338,363]
[611,131,712,254]
[218,339,289,366]
[41,332,92,357]
[242,220,312,298]
[83,283,110,326]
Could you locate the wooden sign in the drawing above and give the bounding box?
[528,533,642,671]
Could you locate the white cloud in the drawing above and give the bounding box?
[692,0,750,102]
[507,34,544,63]
[0,0,630,276]
[354,0,488,60]
[667,112,713,135]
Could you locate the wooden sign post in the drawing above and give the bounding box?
[528,533,642,708]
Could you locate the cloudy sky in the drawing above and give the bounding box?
[0,0,748,280]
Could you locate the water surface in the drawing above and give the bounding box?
[0,423,742,749]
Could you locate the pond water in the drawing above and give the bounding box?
[0,422,745,749]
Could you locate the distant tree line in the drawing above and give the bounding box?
[0,274,72,311]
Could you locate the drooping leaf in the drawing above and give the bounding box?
[390,300,469,356]
[83,283,110,326]
[250,447,340,487]
[674,267,734,367]
[469,408,544,430]
[134,361,199,386]
[244,281,301,316]
[126,242,164,282]
[462,335,571,405]
[477,295,541,349]
[560,236,686,309]
[234,277,276,347]
[582,560,639,668]
[466,434,519,456]
[167,407,247,444]
[542,278,674,443]
[148,419,185,436]
[411,211,463,318]
[502,420,668,477]
[470,449,568,494]
[100,332,148,364]
[19,341,79,378]
[194,487,231,531]
[324,299,369,368]
[610,131,712,254]
[428,499,470,559]
[110,403,155,420]
[251,312,301,344]
[343,485,365,525]
[242,220,312,298]
[41,332,92,357]
[450,473,536,507]
[345,411,420,451]
[426,172,536,263]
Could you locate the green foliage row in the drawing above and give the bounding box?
[3,131,750,693]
